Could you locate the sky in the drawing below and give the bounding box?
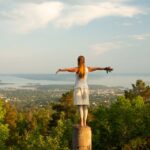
[0,0,150,74]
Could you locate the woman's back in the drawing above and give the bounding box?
[74,67,88,89]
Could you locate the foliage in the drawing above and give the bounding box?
[0,80,150,149]
[1,90,76,150]
[90,96,150,150]
[0,99,9,149]
[125,80,150,102]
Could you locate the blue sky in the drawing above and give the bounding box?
[0,0,150,74]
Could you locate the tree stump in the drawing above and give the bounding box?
[73,125,92,150]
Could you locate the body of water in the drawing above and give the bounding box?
[0,73,150,89]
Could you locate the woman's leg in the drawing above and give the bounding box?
[78,105,84,126]
[83,105,88,126]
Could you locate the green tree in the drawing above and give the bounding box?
[125,80,150,102]
[12,112,71,150]
[46,112,71,150]
[49,90,78,128]
[3,101,17,130]
[0,99,9,149]
[90,96,150,150]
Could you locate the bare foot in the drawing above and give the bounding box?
[83,120,87,127]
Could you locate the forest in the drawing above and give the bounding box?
[0,80,150,150]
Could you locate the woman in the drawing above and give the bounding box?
[56,56,113,126]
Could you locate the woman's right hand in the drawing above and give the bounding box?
[105,67,113,73]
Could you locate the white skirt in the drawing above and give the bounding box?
[73,87,89,105]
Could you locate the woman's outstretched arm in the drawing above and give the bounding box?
[56,67,78,74]
[88,66,113,73]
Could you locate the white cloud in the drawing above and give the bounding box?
[90,41,122,55]
[1,2,64,33]
[0,0,144,33]
[55,2,142,28]
[132,33,150,40]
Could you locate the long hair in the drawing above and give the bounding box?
[76,56,85,79]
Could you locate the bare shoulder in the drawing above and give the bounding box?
[87,66,92,72]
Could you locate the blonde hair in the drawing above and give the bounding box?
[76,56,85,79]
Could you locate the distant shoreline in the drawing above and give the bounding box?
[0,74,150,89]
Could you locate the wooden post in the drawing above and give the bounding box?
[73,125,92,150]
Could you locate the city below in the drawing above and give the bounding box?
[0,84,125,108]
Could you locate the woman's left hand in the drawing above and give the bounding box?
[56,69,61,74]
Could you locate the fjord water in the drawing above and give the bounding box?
[0,73,150,89]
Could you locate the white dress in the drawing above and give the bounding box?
[73,67,89,105]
